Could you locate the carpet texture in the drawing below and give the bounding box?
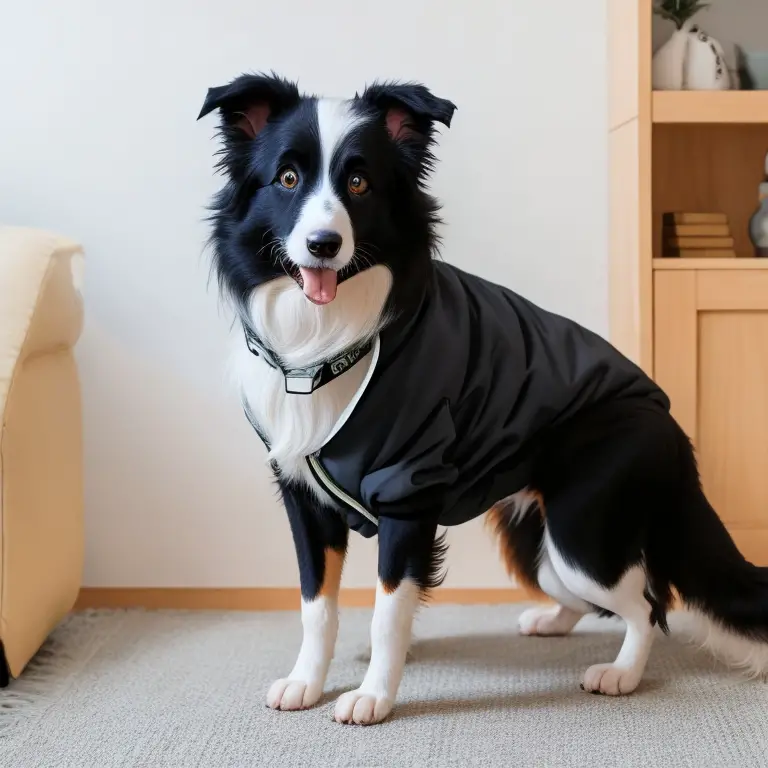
[1,605,767,767]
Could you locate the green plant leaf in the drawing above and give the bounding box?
[653,0,710,28]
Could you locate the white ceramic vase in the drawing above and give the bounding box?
[652,19,731,91]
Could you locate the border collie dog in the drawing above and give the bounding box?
[199,73,768,725]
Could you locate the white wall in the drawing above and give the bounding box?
[0,0,608,588]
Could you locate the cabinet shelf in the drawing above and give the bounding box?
[653,258,768,270]
[653,91,768,124]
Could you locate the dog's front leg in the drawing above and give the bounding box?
[334,515,440,725]
[266,482,348,711]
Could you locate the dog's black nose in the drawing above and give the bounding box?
[306,231,342,259]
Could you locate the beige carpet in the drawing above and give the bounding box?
[1,605,767,767]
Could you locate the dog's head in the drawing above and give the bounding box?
[198,72,455,308]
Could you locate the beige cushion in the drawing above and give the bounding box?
[0,225,84,678]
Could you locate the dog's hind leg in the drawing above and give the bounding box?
[518,550,589,635]
[486,489,588,636]
[524,400,683,694]
[545,533,654,696]
[518,603,585,636]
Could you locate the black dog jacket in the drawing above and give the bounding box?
[252,262,671,538]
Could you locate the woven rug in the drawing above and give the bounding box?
[1,605,767,767]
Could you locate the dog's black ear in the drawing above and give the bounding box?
[358,81,456,142]
[197,72,300,139]
[358,82,455,181]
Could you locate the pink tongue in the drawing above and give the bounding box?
[299,267,338,305]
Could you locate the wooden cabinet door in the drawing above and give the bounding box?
[654,270,768,565]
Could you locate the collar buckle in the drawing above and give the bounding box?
[284,365,323,395]
[243,325,373,395]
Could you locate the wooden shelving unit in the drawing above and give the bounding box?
[653,91,768,124]
[608,0,768,565]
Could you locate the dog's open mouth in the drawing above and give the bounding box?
[293,266,338,305]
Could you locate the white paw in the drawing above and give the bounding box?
[333,689,393,725]
[266,678,323,710]
[581,663,642,696]
[519,605,574,636]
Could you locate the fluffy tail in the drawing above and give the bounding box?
[666,427,768,678]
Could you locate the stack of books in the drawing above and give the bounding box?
[662,212,736,258]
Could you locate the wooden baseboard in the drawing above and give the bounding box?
[74,586,541,611]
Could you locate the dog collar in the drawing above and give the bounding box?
[243,326,373,395]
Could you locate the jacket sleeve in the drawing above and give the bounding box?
[359,398,458,519]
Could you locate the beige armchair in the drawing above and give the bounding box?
[0,226,84,683]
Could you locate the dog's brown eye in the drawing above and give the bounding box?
[279,168,299,189]
[348,173,369,196]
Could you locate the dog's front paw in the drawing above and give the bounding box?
[581,663,642,696]
[266,678,323,711]
[333,689,393,725]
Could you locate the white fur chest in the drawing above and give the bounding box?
[229,267,391,501]
[233,342,372,496]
